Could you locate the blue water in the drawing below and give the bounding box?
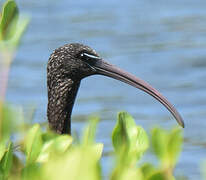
[6,0,206,179]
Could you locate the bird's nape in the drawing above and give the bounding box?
[47,43,184,135]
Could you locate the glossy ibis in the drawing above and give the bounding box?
[47,43,184,134]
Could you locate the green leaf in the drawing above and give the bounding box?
[21,163,41,180]
[41,130,58,142]
[0,0,19,40]
[37,135,72,163]
[25,124,43,164]
[0,0,29,51]
[0,143,7,161]
[82,116,99,145]
[41,117,103,180]
[50,135,72,153]
[147,170,165,180]
[9,15,30,47]
[134,125,149,159]
[1,104,21,142]
[111,167,143,180]
[36,140,53,163]
[0,142,13,179]
[167,128,182,167]
[151,127,183,171]
[1,104,13,141]
[112,111,136,151]
[140,163,155,179]
[151,128,167,163]
[42,144,103,180]
[91,143,104,160]
[112,112,148,160]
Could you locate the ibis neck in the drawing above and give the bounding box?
[47,78,80,134]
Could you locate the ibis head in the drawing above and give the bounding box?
[47,43,184,134]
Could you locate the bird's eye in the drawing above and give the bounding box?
[79,52,100,62]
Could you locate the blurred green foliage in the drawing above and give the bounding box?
[0,0,29,51]
[0,0,29,107]
[0,105,185,180]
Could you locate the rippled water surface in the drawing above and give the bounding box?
[6,0,206,179]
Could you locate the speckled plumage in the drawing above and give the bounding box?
[47,43,98,134]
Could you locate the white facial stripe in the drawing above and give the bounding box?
[83,53,100,60]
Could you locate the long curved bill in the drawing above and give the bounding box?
[93,59,184,127]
